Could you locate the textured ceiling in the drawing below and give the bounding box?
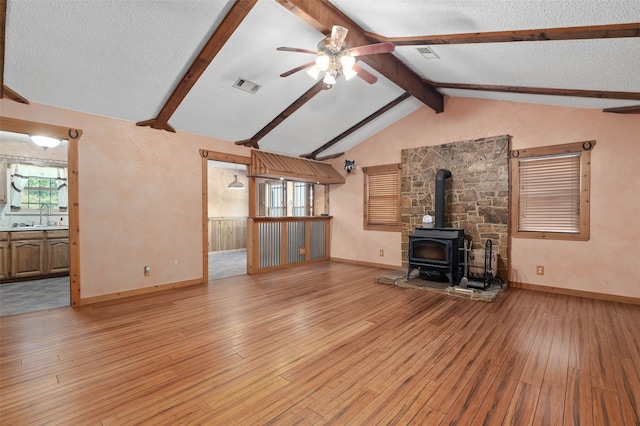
[3,0,639,159]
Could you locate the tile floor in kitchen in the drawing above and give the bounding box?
[0,250,247,317]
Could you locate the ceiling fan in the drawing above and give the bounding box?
[278,25,394,88]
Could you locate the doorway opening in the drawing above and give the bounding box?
[0,130,71,316]
[206,160,248,280]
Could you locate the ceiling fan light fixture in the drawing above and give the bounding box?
[343,67,358,81]
[30,135,63,149]
[340,54,355,71]
[316,54,330,71]
[323,73,336,86]
[306,65,322,80]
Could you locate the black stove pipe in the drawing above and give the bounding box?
[435,169,452,228]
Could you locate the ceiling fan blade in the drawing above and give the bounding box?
[280,61,316,77]
[353,64,377,84]
[348,42,395,57]
[330,25,349,50]
[277,46,320,55]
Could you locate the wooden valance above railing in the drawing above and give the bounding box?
[248,150,345,184]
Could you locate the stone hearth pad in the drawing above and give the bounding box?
[376,270,506,302]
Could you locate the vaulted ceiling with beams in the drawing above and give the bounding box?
[2,1,639,160]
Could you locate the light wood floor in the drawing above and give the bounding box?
[1,261,639,425]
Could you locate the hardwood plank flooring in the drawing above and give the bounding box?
[1,261,639,425]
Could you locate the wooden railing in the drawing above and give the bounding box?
[247,216,331,274]
[208,217,247,252]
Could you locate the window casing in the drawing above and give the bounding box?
[363,163,401,232]
[510,141,595,241]
[9,163,68,211]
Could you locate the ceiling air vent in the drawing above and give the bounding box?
[417,47,440,59]
[233,78,261,94]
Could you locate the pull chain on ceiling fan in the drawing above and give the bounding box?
[278,25,395,88]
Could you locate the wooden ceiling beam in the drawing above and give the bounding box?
[276,0,443,113]
[137,0,258,133]
[235,80,326,148]
[2,85,29,104]
[365,22,640,46]
[428,80,640,101]
[603,105,640,114]
[316,152,344,161]
[301,92,411,160]
[0,0,29,104]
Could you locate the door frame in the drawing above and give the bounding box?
[200,150,251,281]
[1,117,82,306]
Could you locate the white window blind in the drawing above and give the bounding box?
[518,153,581,233]
[365,165,401,230]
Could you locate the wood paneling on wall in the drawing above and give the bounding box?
[208,217,247,252]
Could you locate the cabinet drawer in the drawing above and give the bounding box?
[46,230,69,239]
[0,232,8,241]
[9,231,45,240]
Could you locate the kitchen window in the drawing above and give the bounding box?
[9,163,68,211]
[21,177,60,210]
[510,140,595,241]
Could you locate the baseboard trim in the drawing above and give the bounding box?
[331,257,400,270]
[79,277,205,306]
[510,281,640,306]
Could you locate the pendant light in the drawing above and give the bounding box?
[227,173,245,190]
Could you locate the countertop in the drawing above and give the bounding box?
[0,225,69,232]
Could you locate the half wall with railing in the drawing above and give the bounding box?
[247,216,331,273]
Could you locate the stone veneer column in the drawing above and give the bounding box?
[401,135,510,280]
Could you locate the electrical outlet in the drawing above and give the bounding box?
[379,250,384,257]
[536,265,544,275]
[144,265,151,276]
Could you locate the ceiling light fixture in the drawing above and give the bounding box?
[30,135,64,149]
[227,174,245,190]
[307,26,357,88]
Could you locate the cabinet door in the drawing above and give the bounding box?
[46,238,70,274]
[0,158,6,204]
[0,242,9,280]
[10,240,45,278]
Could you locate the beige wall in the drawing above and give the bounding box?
[2,94,638,301]
[330,96,640,299]
[1,99,250,299]
[207,165,248,218]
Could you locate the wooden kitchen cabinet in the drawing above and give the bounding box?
[10,238,45,279]
[0,232,9,280]
[0,158,6,204]
[2,229,69,282]
[46,238,70,274]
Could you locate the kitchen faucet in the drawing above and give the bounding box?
[39,203,50,225]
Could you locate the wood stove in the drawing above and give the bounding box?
[407,227,465,285]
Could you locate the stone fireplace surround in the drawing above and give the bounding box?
[401,135,510,281]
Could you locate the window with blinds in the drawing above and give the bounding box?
[363,164,401,231]
[511,141,594,241]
